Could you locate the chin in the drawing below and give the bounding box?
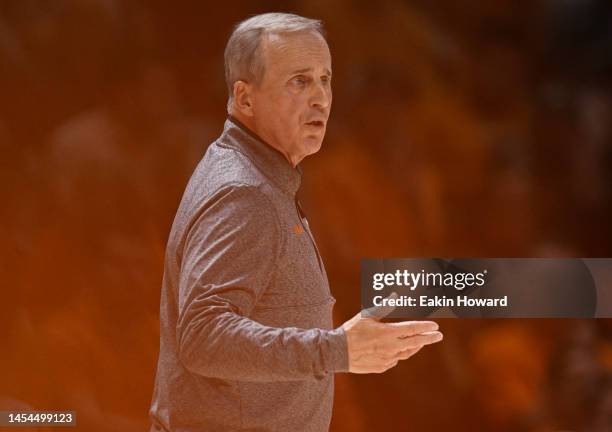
[305,131,326,147]
[303,139,323,156]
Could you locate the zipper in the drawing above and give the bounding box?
[294,196,324,273]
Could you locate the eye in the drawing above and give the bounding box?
[321,75,331,85]
[291,75,309,86]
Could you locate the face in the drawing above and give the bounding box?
[249,31,332,166]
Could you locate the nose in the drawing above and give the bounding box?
[309,81,331,110]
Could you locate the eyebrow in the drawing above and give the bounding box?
[290,67,332,76]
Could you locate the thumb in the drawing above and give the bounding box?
[361,292,398,320]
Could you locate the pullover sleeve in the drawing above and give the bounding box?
[176,184,349,382]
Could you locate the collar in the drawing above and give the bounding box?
[218,115,302,196]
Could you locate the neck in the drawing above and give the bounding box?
[229,112,303,167]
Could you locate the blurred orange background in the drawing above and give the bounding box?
[1,1,611,431]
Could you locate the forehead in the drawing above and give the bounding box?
[259,30,331,76]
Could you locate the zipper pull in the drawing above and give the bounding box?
[295,197,307,220]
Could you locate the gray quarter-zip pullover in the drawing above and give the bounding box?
[149,116,349,432]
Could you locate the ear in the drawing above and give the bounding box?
[232,80,254,117]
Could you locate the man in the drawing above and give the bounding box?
[149,13,443,432]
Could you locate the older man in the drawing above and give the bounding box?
[149,13,442,432]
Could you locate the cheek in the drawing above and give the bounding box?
[279,101,306,131]
[263,91,310,139]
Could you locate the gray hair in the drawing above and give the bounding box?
[224,12,326,113]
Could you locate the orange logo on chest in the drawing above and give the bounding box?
[293,224,304,235]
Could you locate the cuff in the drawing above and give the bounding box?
[323,327,349,373]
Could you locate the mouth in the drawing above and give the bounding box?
[305,120,325,128]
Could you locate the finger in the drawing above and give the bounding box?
[373,331,441,357]
[378,332,442,356]
[395,331,443,350]
[361,292,398,320]
[385,320,439,338]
